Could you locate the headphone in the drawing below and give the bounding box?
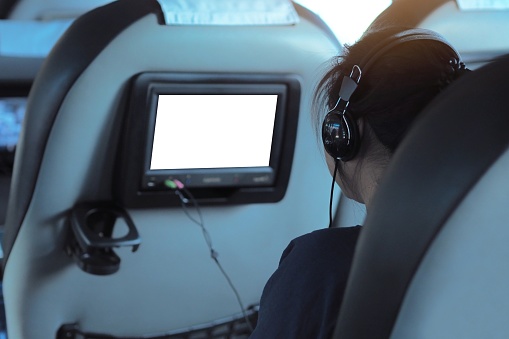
[321,28,462,162]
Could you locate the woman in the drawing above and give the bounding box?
[249,26,469,338]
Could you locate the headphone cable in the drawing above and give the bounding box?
[328,159,339,228]
[174,183,254,333]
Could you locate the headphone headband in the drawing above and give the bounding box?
[359,28,461,77]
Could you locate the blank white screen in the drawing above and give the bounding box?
[150,94,278,170]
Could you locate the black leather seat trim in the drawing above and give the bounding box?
[2,0,162,269]
[333,54,509,339]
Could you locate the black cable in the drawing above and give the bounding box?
[328,159,340,228]
[175,187,254,333]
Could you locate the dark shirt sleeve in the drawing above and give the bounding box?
[250,226,361,339]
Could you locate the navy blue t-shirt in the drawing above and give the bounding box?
[250,226,361,339]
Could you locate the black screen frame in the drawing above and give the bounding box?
[116,72,301,207]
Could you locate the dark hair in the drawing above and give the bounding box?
[313,26,469,198]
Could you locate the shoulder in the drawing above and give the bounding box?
[279,225,362,265]
[251,226,362,338]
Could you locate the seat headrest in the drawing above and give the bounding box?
[157,0,299,26]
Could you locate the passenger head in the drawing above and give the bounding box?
[314,27,469,207]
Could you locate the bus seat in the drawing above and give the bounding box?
[1,0,340,338]
[334,53,509,338]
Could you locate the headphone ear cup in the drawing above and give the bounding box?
[322,110,360,161]
[342,111,360,161]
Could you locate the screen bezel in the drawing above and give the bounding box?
[145,82,284,188]
[116,72,301,207]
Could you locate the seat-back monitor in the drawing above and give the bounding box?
[116,72,301,207]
